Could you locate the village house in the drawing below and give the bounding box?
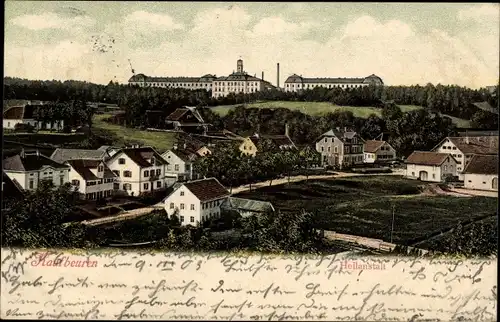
[462,155,498,191]
[240,123,297,156]
[315,128,365,168]
[165,106,209,134]
[163,178,231,226]
[50,148,111,163]
[363,140,397,164]
[65,159,117,200]
[405,151,458,182]
[3,150,70,190]
[3,104,65,131]
[220,197,275,217]
[105,146,171,196]
[431,136,498,179]
[161,144,200,182]
[176,133,213,156]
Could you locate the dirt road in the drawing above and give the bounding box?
[81,205,164,226]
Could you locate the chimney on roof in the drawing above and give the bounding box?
[277,63,280,88]
[262,71,264,81]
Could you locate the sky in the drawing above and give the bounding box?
[4,2,500,88]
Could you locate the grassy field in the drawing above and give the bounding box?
[441,113,472,128]
[210,101,423,118]
[235,176,497,245]
[93,114,176,152]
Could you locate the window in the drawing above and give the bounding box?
[452,147,456,150]
[327,147,331,152]
[144,170,149,177]
[180,191,185,196]
[444,165,447,171]
[412,172,415,176]
[324,138,327,143]
[321,147,324,152]
[468,180,472,183]
[124,171,132,177]
[123,183,131,190]
[185,164,191,171]
[482,182,486,184]
[71,179,80,186]
[190,216,195,223]
[174,164,180,171]
[157,181,161,188]
[119,158,125,165]
[170,203,174,209]
[432,174,436,179]
[191,204,195,210]
[180,216,184,222]
[143,183,149,190]
[113,170,120,176]
[167,165,172,171]
[98,165,104,172]
[156,169,161,176]
[202,203,205,210]
[29,179,34,189]
[334,147,338,153]
[113,183,119,190]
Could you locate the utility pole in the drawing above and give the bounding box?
[390,204,395,243]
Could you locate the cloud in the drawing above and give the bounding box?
[249,17,317,37]
[123,11,184,30]
[4,6,499,88]
[458,4,499,22]
[10,12,95,31]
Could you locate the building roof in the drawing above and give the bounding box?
[284,74,384,85]
[317,128,363,144]
[66,159,116,181]
[463,155,499,175]
[50,148,108,163]
[165,148,199,163]
[166,107,205,123]
[4,152,69,172]
[128,73,216,83]
[433,136,499,155]
[405,151,455,166]
[364,140,387,153]
[473,101,498,115]
[181,178,230,202]
[2,171,24,199]
[110,147,168,167]
[3,105,37,120]
[220,197,274,216]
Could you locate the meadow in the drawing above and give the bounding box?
[235,175,497,245]
[210,100,422,118]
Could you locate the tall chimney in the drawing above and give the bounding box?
[277,63,280,88]
[262,71,264,81]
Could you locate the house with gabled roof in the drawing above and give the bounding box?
[315,128,365,168]
[163,178,231,226]
[165,106,209,134]
[239,123,297,156]
[405,151,458,182]
[220,197,275,218]
[50,148,110,164]
[105,146,171,196]
[65,159,117,200]
[161,144,200,182]
[431,136,498,179]
[3,150,70,190]
[463,155,498,191]
[3,104,64,131]
[363,140,397,164]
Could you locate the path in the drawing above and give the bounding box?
[323,230,429,254]
[231,169,405,194]
[448,187,497,198]
[81,205,164,227]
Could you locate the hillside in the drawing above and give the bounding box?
[211,101,421,118]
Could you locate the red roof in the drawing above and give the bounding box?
[405,151,455,166]
[364,140,387,153]
[463,155,498,175]
[182,178,230,202]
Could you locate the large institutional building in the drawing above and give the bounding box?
[128,59,384,97]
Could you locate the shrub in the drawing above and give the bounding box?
[14,123,35,133]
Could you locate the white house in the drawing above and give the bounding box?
[105,146,172,196]
[3,104,64,131]
[163,178,231,226]
[3,150,70,190]
[65,159,117,200]
[405,151,458,182]
[463,155,498,191]
[161,145,199,182]
[363,140,397,163]
[431,136,498,180]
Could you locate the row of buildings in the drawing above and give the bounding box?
[128,58,384,98]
